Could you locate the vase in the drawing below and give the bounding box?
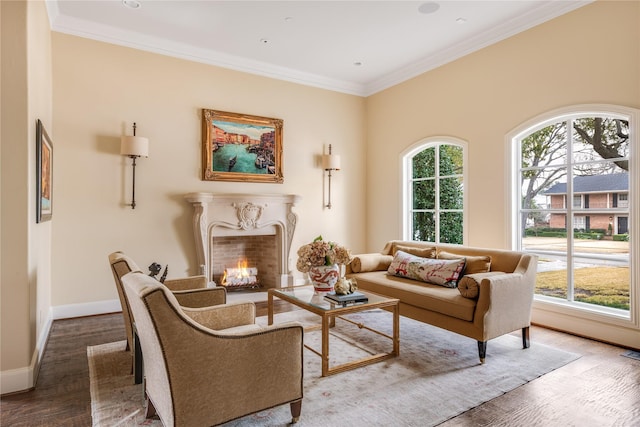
[308,264,340,293]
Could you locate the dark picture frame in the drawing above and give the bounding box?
[36,119,53,222]
[202,109,283,183]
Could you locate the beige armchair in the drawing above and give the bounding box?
[122,271,304,426]
[108,251,226,354]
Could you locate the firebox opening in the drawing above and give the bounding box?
[212,235,278,289]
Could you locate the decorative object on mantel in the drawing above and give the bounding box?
[296,236,353,293]
[148,262,168,283]
[36,119,53,223]
[120,122,149,209]
[322,144,341,209]
[201,109,283,183]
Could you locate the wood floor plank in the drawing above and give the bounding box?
[1,302,639,426]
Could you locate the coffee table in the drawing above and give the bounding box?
[268,286,399,377]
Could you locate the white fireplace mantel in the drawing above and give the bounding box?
[184,192,301,286]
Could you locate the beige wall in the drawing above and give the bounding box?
[365,0,640,252]
[51,34,366,307]
[1,0,53,389]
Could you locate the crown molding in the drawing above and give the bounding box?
[46,1,592,98]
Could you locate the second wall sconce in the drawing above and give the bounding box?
[322,144,341,209]
[120,122,149,209]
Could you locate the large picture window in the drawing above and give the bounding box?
[403,138,466,244]
[513,108,634,317]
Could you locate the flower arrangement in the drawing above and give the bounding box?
[296,235,353,273]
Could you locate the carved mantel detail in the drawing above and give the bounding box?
[184,193,301,287]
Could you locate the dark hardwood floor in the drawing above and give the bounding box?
[2,300,639,426]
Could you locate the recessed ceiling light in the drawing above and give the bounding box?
[418,2,440,14]
[284,17,293,23]
[354,61,363,67]
[122,0,141,9]
[259,38,270,44]
[456,17,468,24]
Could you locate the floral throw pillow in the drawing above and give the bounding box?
[387,250,466,288]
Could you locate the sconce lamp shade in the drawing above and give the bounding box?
[322,154,341,170]
[120,136,149,157]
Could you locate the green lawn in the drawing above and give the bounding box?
[535,267,630,310]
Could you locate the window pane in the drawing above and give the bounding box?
[521,122,568,168]
[440,212,463,244]
[572,118,629,169]
[413,211,435,242]
[439,177,463,209]
[572,212,630,310]
[413,180,434,209]
[439,144,463,175]
[528,225,569,301]
[413,148,435,179]
[521,167,566,210]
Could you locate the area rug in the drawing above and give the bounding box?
[88,310,580,426]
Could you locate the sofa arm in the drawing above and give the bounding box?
[476,272,535,338]
[348,253,394,273]
[173,287,226,307]
[183,301,256,330]
[164,275,208,291]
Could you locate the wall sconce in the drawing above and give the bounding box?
[322,144,341,209]
[120,122,149,209]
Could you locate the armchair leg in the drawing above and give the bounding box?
[290,400,302,424]
[477,340,487,364]
[522,326,530,349]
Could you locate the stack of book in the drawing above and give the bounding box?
[324,291,368,307]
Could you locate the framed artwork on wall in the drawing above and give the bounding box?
[36,119,53,223]
[202,109,283,183]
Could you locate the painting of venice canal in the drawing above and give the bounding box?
[211,120,276,175]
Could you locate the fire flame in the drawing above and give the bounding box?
[221,259,250,285]
[237,259,249,277]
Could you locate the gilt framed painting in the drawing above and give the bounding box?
[202,109,283,183]
[36,119,53,223]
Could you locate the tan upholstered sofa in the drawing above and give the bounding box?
[346,240,538,363]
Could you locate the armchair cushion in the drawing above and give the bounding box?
[173,287,226,308]
[182,301,256,331]
[164,275,208,291]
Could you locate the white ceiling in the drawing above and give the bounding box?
[46,0,591,96]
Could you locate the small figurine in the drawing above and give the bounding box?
[149,262,168,283]
[334,277,358,295]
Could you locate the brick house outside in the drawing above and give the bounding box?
[544,173,629,234]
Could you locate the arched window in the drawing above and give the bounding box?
[510,105,637,319]
[402,137,467,244]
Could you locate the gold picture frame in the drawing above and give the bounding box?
[36,119,53,222]
[202,109,283,183]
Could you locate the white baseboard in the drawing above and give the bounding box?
[51,299,121,320]
[1,307,54,395]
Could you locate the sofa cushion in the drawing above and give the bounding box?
[394,244,436,258]
[387,250,466,288]
[457,272,506,299]
[438,251,491,275]
[354,271,476,321]
[351,253,394,273]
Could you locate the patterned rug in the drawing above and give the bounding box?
[88,309,580,426]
